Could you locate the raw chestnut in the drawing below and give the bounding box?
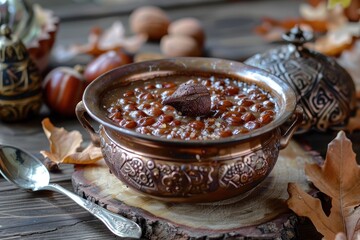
[43,65,86,117]
[84,50,132,84]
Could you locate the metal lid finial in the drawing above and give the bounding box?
[282,25,314,46]
[0,25,12,39]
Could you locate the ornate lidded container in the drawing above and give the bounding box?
[245,26,356,133]
[0,24,42,121]
[0,0,59,72]
[0,0,41,47]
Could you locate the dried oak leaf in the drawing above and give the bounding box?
[54,21,147,62]
[287,131,360,240]
[40,118,103,165]
[62,143,103,165]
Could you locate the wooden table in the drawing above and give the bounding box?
[0,0,359,239]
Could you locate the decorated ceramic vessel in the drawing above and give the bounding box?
[245,26,356,133]
[0,25,42,121]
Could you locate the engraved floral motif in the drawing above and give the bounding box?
[111,216,139,234]
[100,130,279,198]
[84,199,101,215]
[83,199,138,235]
[218,141,276,189]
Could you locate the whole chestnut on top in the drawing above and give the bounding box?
[43,65,86,117]
[84,49,132,84]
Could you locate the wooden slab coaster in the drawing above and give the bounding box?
[72,140,318,239]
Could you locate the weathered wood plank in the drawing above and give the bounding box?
[0,181,115,240]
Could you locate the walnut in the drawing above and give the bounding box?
[129,6,170,41]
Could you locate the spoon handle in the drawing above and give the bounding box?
[41,183,142,239]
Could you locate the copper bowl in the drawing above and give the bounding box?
[76,57,302,203]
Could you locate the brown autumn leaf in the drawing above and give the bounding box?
[62,143,103,164]
[41,118,83,163]
[54,21,147,62]
[287,131,360,240]
[40,118,103,165]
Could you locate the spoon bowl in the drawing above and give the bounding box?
[0,146,49,190]
[0,144,142,239]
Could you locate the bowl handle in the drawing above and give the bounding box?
[279,106,303,149]
[75,101,100,147]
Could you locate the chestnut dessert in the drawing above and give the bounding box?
[104,75,277,140]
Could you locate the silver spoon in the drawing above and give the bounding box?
[0,144,142,239]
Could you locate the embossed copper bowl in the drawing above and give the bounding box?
[76,57,302,203]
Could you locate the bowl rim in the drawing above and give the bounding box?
[82,57,297,145]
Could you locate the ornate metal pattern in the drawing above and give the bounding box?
[218,136,278,188]
[100,129,280,199]
[0,25,42,121]
[0,94,41,121]
[245,38,356,133]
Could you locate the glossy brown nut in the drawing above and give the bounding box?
[218,100,233,108]
[136,126,152,134]
[108,111,122,120]
[161,90,175,98]
[224,86,239,96]
[145,106,163,117]
[123,104,137,111]
[190,120,205,130]
[238,98,254,107]
[169,119,181,126]
[261,110,275,116]
[162,105,176,112]
[249,103,263,112]
[123,90,135,97]
[221,111,242,119]
[232,127,249,134]
[120,119,137,128]
[159,114,174,123]
[163,82,177,88]
[232,106,247,113]
[226,116,243,126]
[219,129,233,138]
[145,84,156,90]
[129,110,147,119]
[138,102,151,110]
[43,66,87,117]
[140,93,155,100]
[259,114,273,124]
[137,117,156,126]
[241,112,256,122]
[84,50,132,84]
[263,100,275,108]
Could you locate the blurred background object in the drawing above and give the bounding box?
[0,0,59,72]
